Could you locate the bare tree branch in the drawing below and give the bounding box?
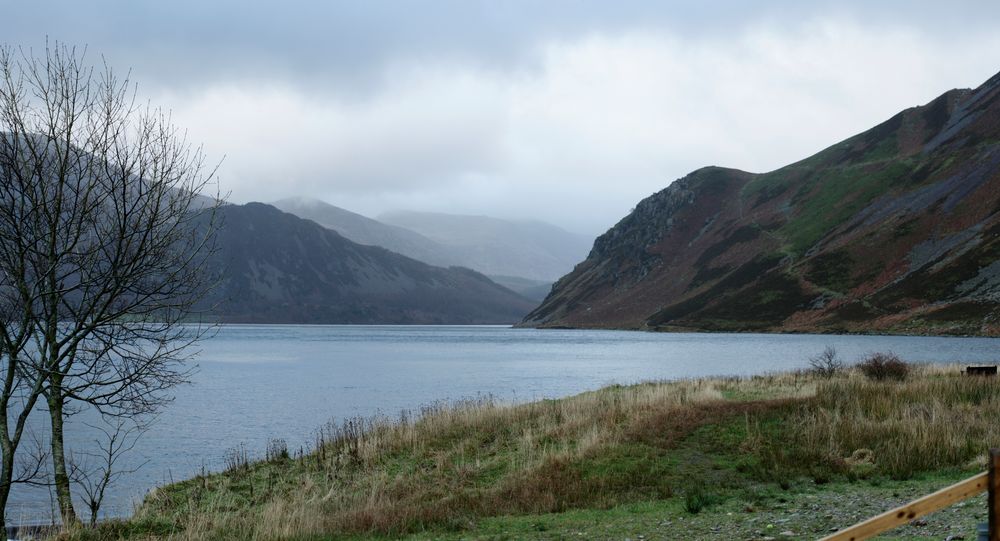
[0,41,223,530]
[68,416,150,526]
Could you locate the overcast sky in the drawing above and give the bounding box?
[7,1,1000,234]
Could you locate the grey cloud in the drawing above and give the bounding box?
[7,0,1000,94]
[6,1,1000,234]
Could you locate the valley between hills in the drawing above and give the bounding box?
[212,69,1000,338]
[18,45,1000,541]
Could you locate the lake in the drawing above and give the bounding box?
[8,324,1000,523]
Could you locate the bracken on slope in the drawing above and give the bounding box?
[522,70,1000,335]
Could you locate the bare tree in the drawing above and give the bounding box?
[0,42,221,530]
[808,345,843,378]
[68,417,149,526]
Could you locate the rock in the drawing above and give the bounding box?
[523,71,1000,336]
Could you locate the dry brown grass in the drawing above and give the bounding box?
[118,374,809,540]
[70,362,1000,541]
[780,364,1000,478]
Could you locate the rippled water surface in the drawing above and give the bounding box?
[10,324,1000,522]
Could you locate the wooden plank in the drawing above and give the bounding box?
[966,366,998,376]
[990,449,1000,541]
[819,472,989,541]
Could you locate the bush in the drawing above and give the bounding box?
[858,352,910,381]
[683,482,718,514]
[808,346,843,378]
[266,438,289,462]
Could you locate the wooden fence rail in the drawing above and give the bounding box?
[819,449,1000,541]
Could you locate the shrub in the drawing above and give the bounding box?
[808,346,843,378]
[683,482,718,514]
[857,352,910,381]
[266,438,290,462]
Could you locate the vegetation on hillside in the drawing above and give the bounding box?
[524,72,1000,335]
[61,358,1000,540]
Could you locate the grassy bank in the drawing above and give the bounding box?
[70,362,1000,540]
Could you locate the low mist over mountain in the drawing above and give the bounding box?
[485,275,554,302]
[203,203,536,324]
[271,198,457,267]
[378,211,592,282]
[523,70,1000,336]
[274,198,591,295]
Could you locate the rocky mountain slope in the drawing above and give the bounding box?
[203,203,536,324]
[523,70,1000,335]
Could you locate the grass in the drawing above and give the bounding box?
[62,363,1000,540]
[779,159,915,255]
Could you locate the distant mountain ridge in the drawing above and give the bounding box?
[523,70,1000,335]
[274,199,592,289]
[202,203,536,324]
[378,210,592,282]
[271,197,457,267]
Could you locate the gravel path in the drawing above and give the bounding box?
[411,474,989,541]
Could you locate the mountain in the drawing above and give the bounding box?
[486,275,553,302]
[203,203,536,324]
[271,197,457,267]
[378,211,592,282]
[273,199,584,288]
[522,70,1000,336]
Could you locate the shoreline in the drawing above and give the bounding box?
[59,361,1000,540]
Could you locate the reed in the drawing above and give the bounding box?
[68,361,1000,540]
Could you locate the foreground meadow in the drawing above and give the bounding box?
[69,361,1000,540]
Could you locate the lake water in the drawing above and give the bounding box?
[8,324,1000,523]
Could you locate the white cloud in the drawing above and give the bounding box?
[155,17,1000,234]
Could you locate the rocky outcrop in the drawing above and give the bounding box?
[523,70,1000,335]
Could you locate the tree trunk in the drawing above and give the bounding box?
[0,447,14,539]
[47,387,78,527]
